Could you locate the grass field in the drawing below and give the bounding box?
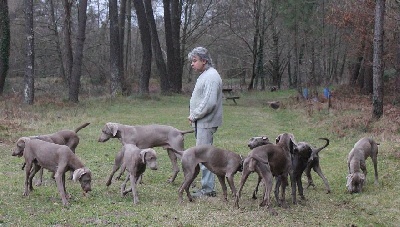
[0,89,399,226]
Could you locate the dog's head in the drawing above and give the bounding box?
[275,133,297,153]
[346,172,365,193]
[140,148,158,170]
[247,136,271,149]
[12,137,30,157]
[293,142,312,158]
[98,122,119,142]
[73,167,92,193]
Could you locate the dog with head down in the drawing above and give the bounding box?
[12,137,92,206]
[346,137,379,193]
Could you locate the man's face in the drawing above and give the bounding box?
[190,55,207,72]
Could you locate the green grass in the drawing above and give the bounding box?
[0,90,399,226]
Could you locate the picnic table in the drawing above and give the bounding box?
[222,88,240,105]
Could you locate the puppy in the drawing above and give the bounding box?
[119,144,158,204]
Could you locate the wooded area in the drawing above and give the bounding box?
[0,0,398,118]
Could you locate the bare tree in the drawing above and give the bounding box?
[62,0,73,86]
[395,0,400,104]
[109,0,123,96]
[372,0,385,119]
[0,0,10,95]
[144,0,169,94]
[164,0,182,93]
[133,0,152,95]
[118,0,128,94]
[48,0,67,84]
[68,0,88,102]
[24,0,34,104]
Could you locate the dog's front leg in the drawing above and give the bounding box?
[54,172,69,206]
[226,175,236,198]
[23,161,33,196]
[130,175,139,204]
[217,176,228,201]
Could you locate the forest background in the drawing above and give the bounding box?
[0,0,398,109]
[0,1,400,225]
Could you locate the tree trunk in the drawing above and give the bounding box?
[62,0,73,86]
[0,0,10,95]
[118,0,128,94]
[271,18,280,88]
[395,1,400,104]
[24,0,34,104]
[133,0,152,95]
[170,0,182,93]
[248,0,261,90]
[144,0,169,94]
[48,0,66,85]
[372,0,385,119]
[164,0,182,93]
[109,0,123,96]
[68,0,88,103]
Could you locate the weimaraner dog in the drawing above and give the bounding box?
[171,144,243,202]
[346,137,379,193]
[21,122,90,185]
[98,122,193,183]
[12,137,92,206]
[119,144,158,204]
[235,133,296,214]
[247,136,272,149]
[292,138,330,200]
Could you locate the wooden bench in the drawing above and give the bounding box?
[222,88,240,104]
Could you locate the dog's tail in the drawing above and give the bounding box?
[168,148,184,157]
[75,123,91,133]
[308,138,329,162]
[180,129,195,135]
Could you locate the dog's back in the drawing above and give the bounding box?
[123,144,146,175]
[252,144,289,176]
[24,139,76,172]
[183,144,242,176]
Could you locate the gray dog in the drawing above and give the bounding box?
[346,137,379,193]
[119,144,158,204]
[235,133,296,213]
[292,138,330,200]
[21,122,90,185]
[12,137,92,206]
[247,136,272,149]
[98,122,193,183]
[171,144,243,202]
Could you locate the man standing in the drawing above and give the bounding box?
[187,47,223,197]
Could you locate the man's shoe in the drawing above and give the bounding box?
[192,190,216,198]
[205,191,217,197]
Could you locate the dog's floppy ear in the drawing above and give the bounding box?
[140,149,151,163]
[12,137,30,156]
[106,123,119,137]
[17,137,30,147]
[288,133,297,146]
[275,134,282,144]
[346,174,353,191]
[73,168,90,182]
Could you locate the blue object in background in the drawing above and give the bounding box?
[323,87,330,99]
[303,88,309,99]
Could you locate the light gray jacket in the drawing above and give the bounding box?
[189,67,223,128]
